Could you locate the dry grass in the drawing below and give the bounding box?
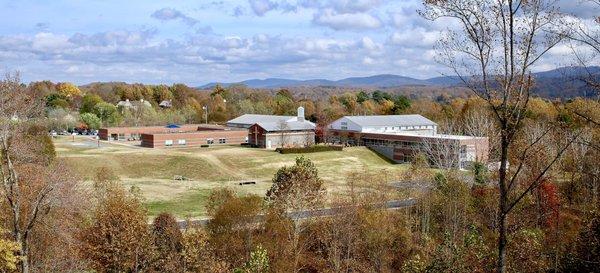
[54,136,409,218]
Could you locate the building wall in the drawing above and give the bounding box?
[264,131,315,149]
[327,129,489,168]
[328,117,363,132]
[141,130,248,148]
[328,117,437,135]
[247,124,315,148]
[99,124,225,140]
[459,137,489,163]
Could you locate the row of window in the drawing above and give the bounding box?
[383,125,434,131]
[164,138,228,146]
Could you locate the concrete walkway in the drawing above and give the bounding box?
[177,198,417,229]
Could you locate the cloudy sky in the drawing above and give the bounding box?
[0,0,597,85]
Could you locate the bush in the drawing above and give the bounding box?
[200,144,209,148]
[275,145,343,154]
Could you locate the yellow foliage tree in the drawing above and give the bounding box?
[0,229,20,272]
[56,82,82,98]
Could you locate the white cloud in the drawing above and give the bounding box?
[248,0,278,16]
[390,28,439,47]
[31,33,72,52]
[299,0,382,13]
[313,9,382,30]
[151,8,198,26]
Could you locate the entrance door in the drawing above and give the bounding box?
[267,140,271,149]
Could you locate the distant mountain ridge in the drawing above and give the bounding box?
[199,67,600,93]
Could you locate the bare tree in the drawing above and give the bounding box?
[420,1,581,272]
[420,137,461,170]
[276,120,290,148]
[0,73,57,273]
[463,107,500,160]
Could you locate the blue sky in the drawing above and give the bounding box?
[0,0,597,85]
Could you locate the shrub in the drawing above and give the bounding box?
[275,145,343,154]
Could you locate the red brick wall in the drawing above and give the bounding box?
[99,124,210,140]
[141,130,248,148]
[459,137,489,162]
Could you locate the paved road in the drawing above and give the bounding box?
[177,198,417,229]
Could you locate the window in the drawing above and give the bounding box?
[207,138,214,144]
[178,139,186,145]
[219,138,227,144]
[341,121,348,126]
[341,126,348,130]
[165,140,173,146]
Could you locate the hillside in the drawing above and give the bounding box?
[199,66,600,98]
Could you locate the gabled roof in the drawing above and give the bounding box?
[344,114,437,127]
[254,120,316,132]
[227,114,296,125]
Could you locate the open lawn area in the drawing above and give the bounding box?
[54,136,409,218]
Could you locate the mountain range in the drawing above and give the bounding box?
[200,66,600,98]
[200,74,459,89]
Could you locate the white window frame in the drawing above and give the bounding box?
[178,139,186,145]
[165,139,173,146]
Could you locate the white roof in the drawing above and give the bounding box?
[227,114,296,126]
[344,114,437,127]
[256,120,316,132]
[372,132,485,140]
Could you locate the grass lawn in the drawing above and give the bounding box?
[54,136,409,218]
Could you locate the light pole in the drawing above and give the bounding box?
[202,105,208,124]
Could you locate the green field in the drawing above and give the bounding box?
[54,136,408,218]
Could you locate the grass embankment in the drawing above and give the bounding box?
[54,136,407,218]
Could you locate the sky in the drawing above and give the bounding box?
[0,0,597,86]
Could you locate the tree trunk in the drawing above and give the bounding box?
[20,239,29,273]
[497,212,507,273]
[497,135,509,273]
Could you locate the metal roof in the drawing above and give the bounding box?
[345,114,437,127]
[255,120,316,132]
[227,114,296,126]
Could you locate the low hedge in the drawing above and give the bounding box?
[276,145,343,154]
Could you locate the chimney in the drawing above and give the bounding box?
[297,106,305,122]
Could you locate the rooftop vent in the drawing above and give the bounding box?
[297,106,305,122]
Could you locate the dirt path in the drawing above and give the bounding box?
[196,153,247,180]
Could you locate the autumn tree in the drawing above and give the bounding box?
[0,73,80,273]
[0,228,19,273]
[265,156,325,273]
[421,1,579,271]
[266,156,324,211]
[151,213,184,273]
[206,190,263,268]
[80,174,154,273]
[181,227,229,273]
[55,82,81,98]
